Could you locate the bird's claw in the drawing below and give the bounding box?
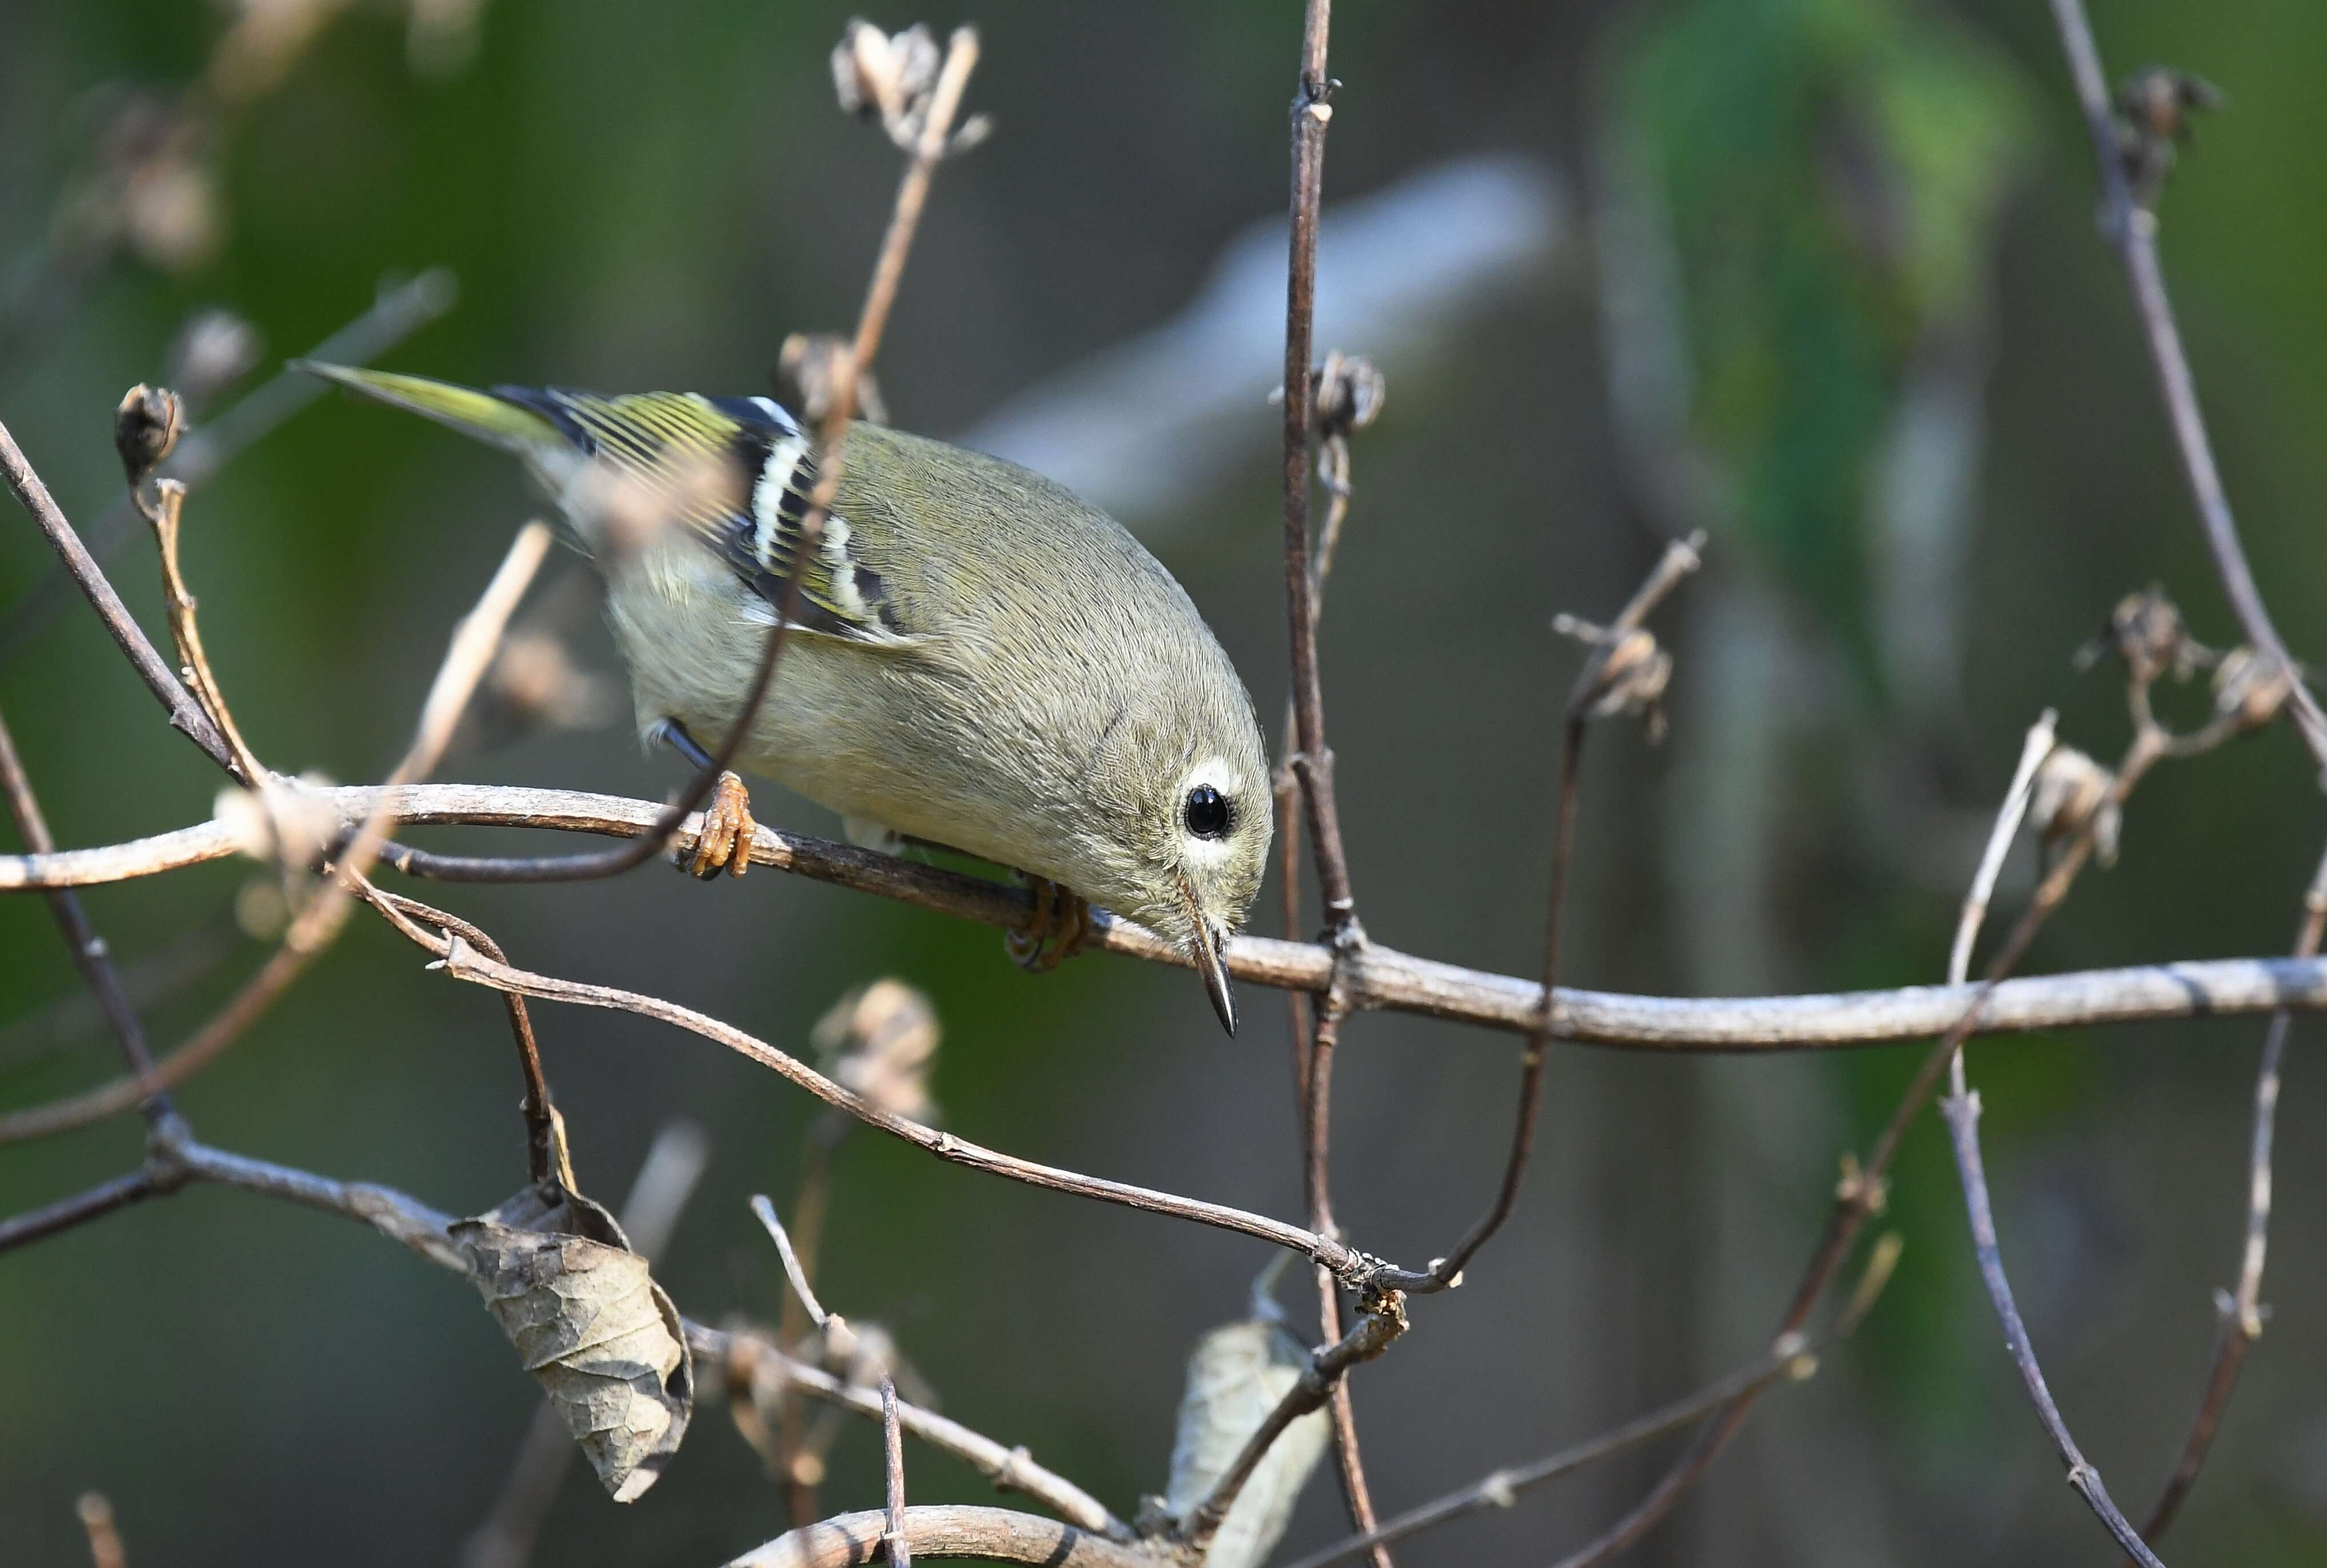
[687,771,757,879]
[1006,876,1090,972]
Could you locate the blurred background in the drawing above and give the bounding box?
[4,1,2325,1563]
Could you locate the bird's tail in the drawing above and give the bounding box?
[294,361,560,455]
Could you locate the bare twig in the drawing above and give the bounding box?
[1428,532,1704,1291]
[0,703,169,1116]
[726,1506,1156,1568]
[1278,0,1360,947]
[0,416,238,774]
[2138,842,2327,1546]
[0,1166,174,1255]
[2044,0,2327,775]
[140,473,265,781]
[354,897,1398,1285]
[1935,710,2162,1563]
[754,1194,832,1328]
[13,783,2326,1049]
[883,1378,913,1568]
[1939,1089,2162,1563]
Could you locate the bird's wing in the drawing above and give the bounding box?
[496,385,910,646]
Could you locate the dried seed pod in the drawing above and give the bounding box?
[114,384,184,485]
[2081,587,2205,687]
[2030,745,2121,868]
[452,1181,693,1503]
[1312,351,1385,438]
[812,979,940,1124]
[2211,646,2295,732]
[1166,1319,1332,1568]
[1554,616,1675,741]
[830,21,941,132]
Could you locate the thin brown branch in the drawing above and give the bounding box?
[0,1166,175,1255]
[0,702,169,1116]
[1935,711,2161,1563]
[726,1506,1157,1568]
[12,783,2326,1052]
[1428,532,1705,1291]
[378,893,562,1186]
[357,896,1397,1286]
[2138,841,2327,1546]
[1939,1090,2162,1563]
[2044,0,2327,775]
[754,1193,832,1328]
[0,415,239,775]
[1280,0,1360,945]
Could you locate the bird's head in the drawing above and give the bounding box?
[1078,671,1272,1035]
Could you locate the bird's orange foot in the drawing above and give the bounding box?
[1005,876,1091,972]
[687,771,757,879]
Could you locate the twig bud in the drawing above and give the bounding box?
[2030,745,2121,868]
[2210,646,2295,733]
[113,383,184,486]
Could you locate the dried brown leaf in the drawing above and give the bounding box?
[452,1181,694,1502]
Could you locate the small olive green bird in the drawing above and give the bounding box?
[300,361,1269,1032]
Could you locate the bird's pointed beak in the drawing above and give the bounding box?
[1182,883,1237,1036]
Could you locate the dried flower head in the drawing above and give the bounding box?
[2030,745,2121,868]
[2210,646,2295,733]
[1553,617,1675,742]
[167,308,263,411]
[831,21,938,126]
[812,979,940,1124]
[2114,68,2224,206]
[2078,586,2207,687]
[481,631,618,737]
[113,384,185,486]
[778,332,887,427]
[1312,351,1386,439]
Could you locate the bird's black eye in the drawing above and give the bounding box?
[1184,784,1231,839]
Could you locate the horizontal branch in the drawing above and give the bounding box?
[5,781,2326,1050]
[725,1506,1159,1568]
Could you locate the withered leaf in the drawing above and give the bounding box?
[1166,1319,1332,1568]
[451,1181,692,1502]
